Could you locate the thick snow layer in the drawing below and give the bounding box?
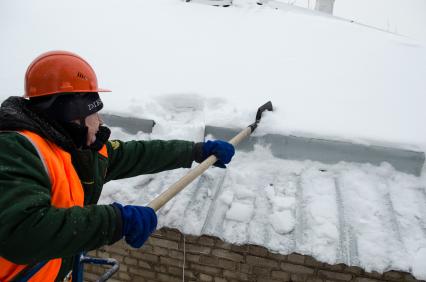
[1,0,426,150]
[98,94,426,278]
[101,122,426,277]
[1,0,426,279]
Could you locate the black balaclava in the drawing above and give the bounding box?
[29,92,110,150]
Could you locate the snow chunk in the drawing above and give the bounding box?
[226,202,254,223]
[219,190,234,205]
[269,210,295,234]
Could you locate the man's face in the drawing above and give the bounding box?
[84,113,102,146]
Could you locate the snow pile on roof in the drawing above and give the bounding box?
[1,0,426,150]
[100,96,426,279]
[1,0,426,278]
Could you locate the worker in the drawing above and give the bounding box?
[0,50,235,281]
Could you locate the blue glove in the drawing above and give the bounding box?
[112,203,157,248]
[203,140,235,168]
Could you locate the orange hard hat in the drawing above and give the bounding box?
[24,50,110,98]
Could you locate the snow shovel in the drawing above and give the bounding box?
[147,101,273,211]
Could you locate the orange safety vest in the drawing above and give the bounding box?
[0,130,108,282]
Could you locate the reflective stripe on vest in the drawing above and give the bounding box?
[0,130,108,282]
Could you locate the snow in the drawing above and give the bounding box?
[413,248,426,278]
[274,0,426,44]
[1,0,426,278]
[2,0,426,150]
[269,210,295,234]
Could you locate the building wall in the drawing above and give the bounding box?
[84,227,422,282]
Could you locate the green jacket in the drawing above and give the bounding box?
[0,97,200,280]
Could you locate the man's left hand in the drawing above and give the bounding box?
[202,140,235,168]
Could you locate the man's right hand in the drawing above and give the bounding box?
[112,203,157,248]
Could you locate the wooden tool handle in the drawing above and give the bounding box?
[147,127,252,211]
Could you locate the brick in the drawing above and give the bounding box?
[191,263,222,275]
[186,253,201,263]
[184,234,199,243]
[223,270,249,281]
[123,256,137,266]
[249,245,268,257]
[105,243,130,256]
[200,273,214,281]
[151,246,168,256]
[87,265,104,275]
[318,270,352,281]
[239,263,251,274]
[218,258,237,270]
[164,228,182,241]
[96,250,111,259]
[304,256,323,268]
[153,264,167,273]
[291,274,312,282]
[168,266,197,279]
[200,255,219,265]
[346,266,363,275]
[131,249,151,259]
[247,255,279,268]
[87,266,100,273]
[129,267,156,278]
[281,263,314,275]
[139,243,153,253]
[353,278,381,282]
[268,252,288,261]
[118,264,128,272]
[383,271,404,281]
[136,253,158,263]
[84,272,101,281]
[257,279,283,282]
[138,260,152,269]
[157,273,182,282]
[364,271,382,279]
[186,243,212,255]
[288,253,305,264]
[149,237,179,250]
[118,272,132,281]
[306,278,323,282]
[231,244,248,253]
[322,263,346,271]
[253,266,272,276]
[215,241,232,250]
[160,256,182,267]
[199,235,216,246]
[169,249,184,260]
[111,254,124,263]
[271,271,291,281]
[152,228,165,237]
[212,249,244,262]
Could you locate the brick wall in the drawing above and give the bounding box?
[84,228,423,282]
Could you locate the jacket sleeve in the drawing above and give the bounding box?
[0,133,121,265]
[105,139,196,181]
